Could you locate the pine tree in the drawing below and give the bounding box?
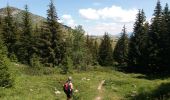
[148,0,163,71]
[0,16,3,32]
[98,33,113,66]
[167,4,170,71]
[85,35,94,65]
[2,5,17,58]
[17,5,34,64]
[0,34,13,87]
[127,9,149,72]
[92,39,99,65]
[113,25,129,66]
[40,0,65,67]
[159,3,170,71]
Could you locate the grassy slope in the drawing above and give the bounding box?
[0,63,170,100]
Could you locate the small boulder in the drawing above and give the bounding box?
[87,79,90,81]
[55,91,61,95]
[74,89,79,93]
[30,89,33,92]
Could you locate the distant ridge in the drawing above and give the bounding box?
[0,6,45,26]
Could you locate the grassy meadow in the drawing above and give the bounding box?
[0,62,170,100]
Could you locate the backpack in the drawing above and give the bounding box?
[63,81,72,94]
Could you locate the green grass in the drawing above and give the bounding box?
[0,63,170,100]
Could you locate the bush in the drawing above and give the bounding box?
[9,53,18,62]
[0,60,13,88]
[60,56,73,74]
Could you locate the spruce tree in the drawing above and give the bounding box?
[0,33,13,87]
[113,25,128,66]
[17,5,34,64]
[159,3,170,71]
[148,0,163,71]
[167,4,170,71]
[2,5,17,58]
[40,0,65,67]
[128,9,148,71]
[92,39,99,65]
[85,35,94,65]
[98,33,113,66]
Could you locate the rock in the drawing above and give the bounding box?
[82,77,86,80]
[130,90,137,97]
[30,89,33,92]
[132,90,137,94]
[15,63,19,66]
[55,91,61,95]
[74,89,79,93]
[87,79,90,81]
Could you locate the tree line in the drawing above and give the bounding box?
[0,0,170,87]
[114,0,170,74]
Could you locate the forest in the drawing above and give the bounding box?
[0,0,170,99]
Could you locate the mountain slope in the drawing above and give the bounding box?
[0,6,45,26]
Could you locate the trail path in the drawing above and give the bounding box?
[94,80,105,100]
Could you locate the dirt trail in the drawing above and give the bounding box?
[94,80,105,100]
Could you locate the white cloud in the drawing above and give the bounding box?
[79,5,138,23]
[60,14,77,28]
[79,5,138,35]
[79,8,100,20]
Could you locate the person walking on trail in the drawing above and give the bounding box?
[63,77,74,100]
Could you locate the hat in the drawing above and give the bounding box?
[68,76,72,81]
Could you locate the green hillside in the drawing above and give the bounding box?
[0,62,169,100]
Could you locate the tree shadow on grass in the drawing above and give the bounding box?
[129,83,170,100]
[116,65,170,80]
[134,73,170,80]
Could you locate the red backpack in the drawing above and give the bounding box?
[63,81,71,94]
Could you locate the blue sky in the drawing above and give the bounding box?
[0,0,170,35]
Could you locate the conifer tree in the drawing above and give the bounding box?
[85,35,94,65]
[0,16,2,32]
[92,39,99,65]
[17,5,34,64]
[40,0,65,67]
[159,3,170,71]
[98,33,113,66]
[0,34,13,87]
[2,5,17,58]
[128,9,148,70]
[148,0,163,71]
[113,25,128,66]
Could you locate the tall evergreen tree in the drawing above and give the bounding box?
[17,5,34,64]
[0,16,3,32]
[0,33,13,87]
[98,33,113,66]
[92,39,99,65]
[85,35,95,65]
[40,0,65,67]
[2,5,17,58]
[148,0,163,71]
[113,25,129,66]
[128,9,148,71]
[159,3,170,71]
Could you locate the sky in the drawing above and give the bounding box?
[0,0,170,36]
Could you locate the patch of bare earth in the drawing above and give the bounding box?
[94,80,105,100]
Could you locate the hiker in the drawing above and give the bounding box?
[63,77,73,100]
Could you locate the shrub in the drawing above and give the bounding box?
[0,60,13,88]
